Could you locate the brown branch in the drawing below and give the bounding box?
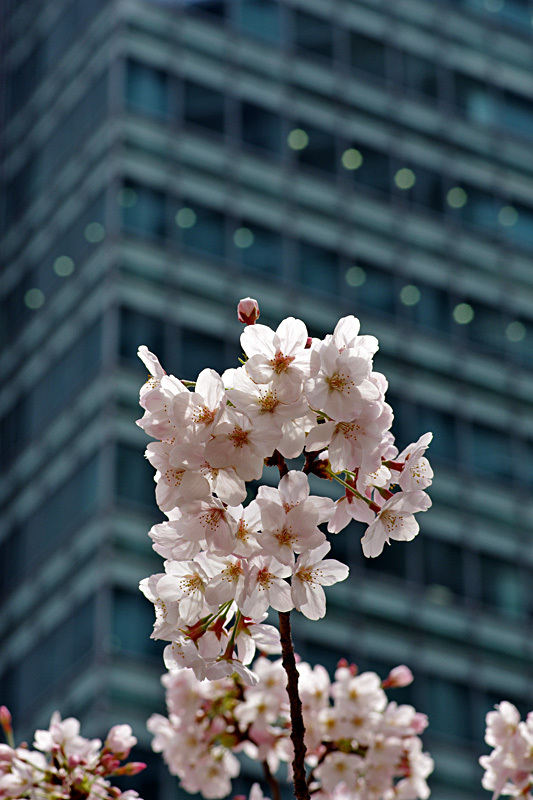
[262,760,281,800]
[264,450,289,478]
[279,611,310,800]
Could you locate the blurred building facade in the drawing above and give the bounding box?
[2,0,533,797]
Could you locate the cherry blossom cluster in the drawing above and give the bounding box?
[480,701,533,799]
[147,657,433,800]
[0,706,145,799]
[137,299,433,682]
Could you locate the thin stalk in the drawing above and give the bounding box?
[278,611,310,800]
[262,760,281,800]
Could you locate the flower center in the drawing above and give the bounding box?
[164,468,184,487]
[275,527,295,547]
[326,372,348,392]
[194,406,216,425]
[202,508,225,529]
[229,427,249,448]
[223,561,244,582]
[259,392,279,414]
[271,351,294,374]
[180,574,204,594]
[257,568,274,589]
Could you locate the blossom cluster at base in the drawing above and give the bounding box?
[480,701,533,799]
[147,658,433,800]
[0,706,145,799]
[137,300,433,683]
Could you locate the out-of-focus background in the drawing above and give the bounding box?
[1,0,533,797]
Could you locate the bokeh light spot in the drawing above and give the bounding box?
[447,187,467,208]
[24,288,45,309]
[84,222,105,243]
[345,266,366,287]
[176,208,197,228]
[118,188,137,208]
[400,284,421,306]
[287,129,309,150]
[341,149,363,170]
[498,206,518,227]
[234,228,254,248]
[506,321,526,342]
[53,256,75,277]
[394,168,416,190]
[453,303,474,324]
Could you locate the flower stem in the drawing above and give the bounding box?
[278,611,310,800]
[262,760,281,800]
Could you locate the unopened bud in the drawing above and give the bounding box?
[0,707,11,729]
[237,297,260,325]
[68,755,82,769]
[116,761,147,776]
[100,754,121,774]
[382,665,413,688]
[304,336,313,349]
[411,712,428,733]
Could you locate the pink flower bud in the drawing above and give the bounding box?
[105,724,137,759]
[68,755,82,769]
[0,707,11,729]
[411,712,428,733]
[100,754,121,774]
[382,665,413,688]
[237,297,260,325]
[114,761,147,776]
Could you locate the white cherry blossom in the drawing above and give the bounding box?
[361,489,431,558]
[306,339,380,422]
[291,542,349,620]
[205,409,279,481]
[239,557,293,617]
[241,317,311,401]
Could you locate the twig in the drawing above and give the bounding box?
[262,760,281,800]
[279,611,310,800]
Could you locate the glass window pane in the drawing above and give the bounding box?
[238,0,281,43]
[116,443,158,509]
[347,263,395,314]
[470,424,513,479]
[125,59,169,117]
[235,222,282,273]
[424,539,463,596]
[182,329,226,375]
[112,589,164,659]
[402,52,439,98]
[362,537,407,579]
[501,90,533,138]
[293,9,333,59]
[294,124,336,173]
[480,555,526,619]
[351,145,390,193]
[119,308,165,365]
[507,203,533,249]
[298,242,338,293]
[426,677,470,739]
[466,301,504,351]
[184,80,225,133]
[176,201,226,257]
[413,285,450,334]
[411,166,443,213]
[241,101,282,154]
[416,407,457,462]
[454,73,496,125]
[122,183,167,239]
[350,32,386,78]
